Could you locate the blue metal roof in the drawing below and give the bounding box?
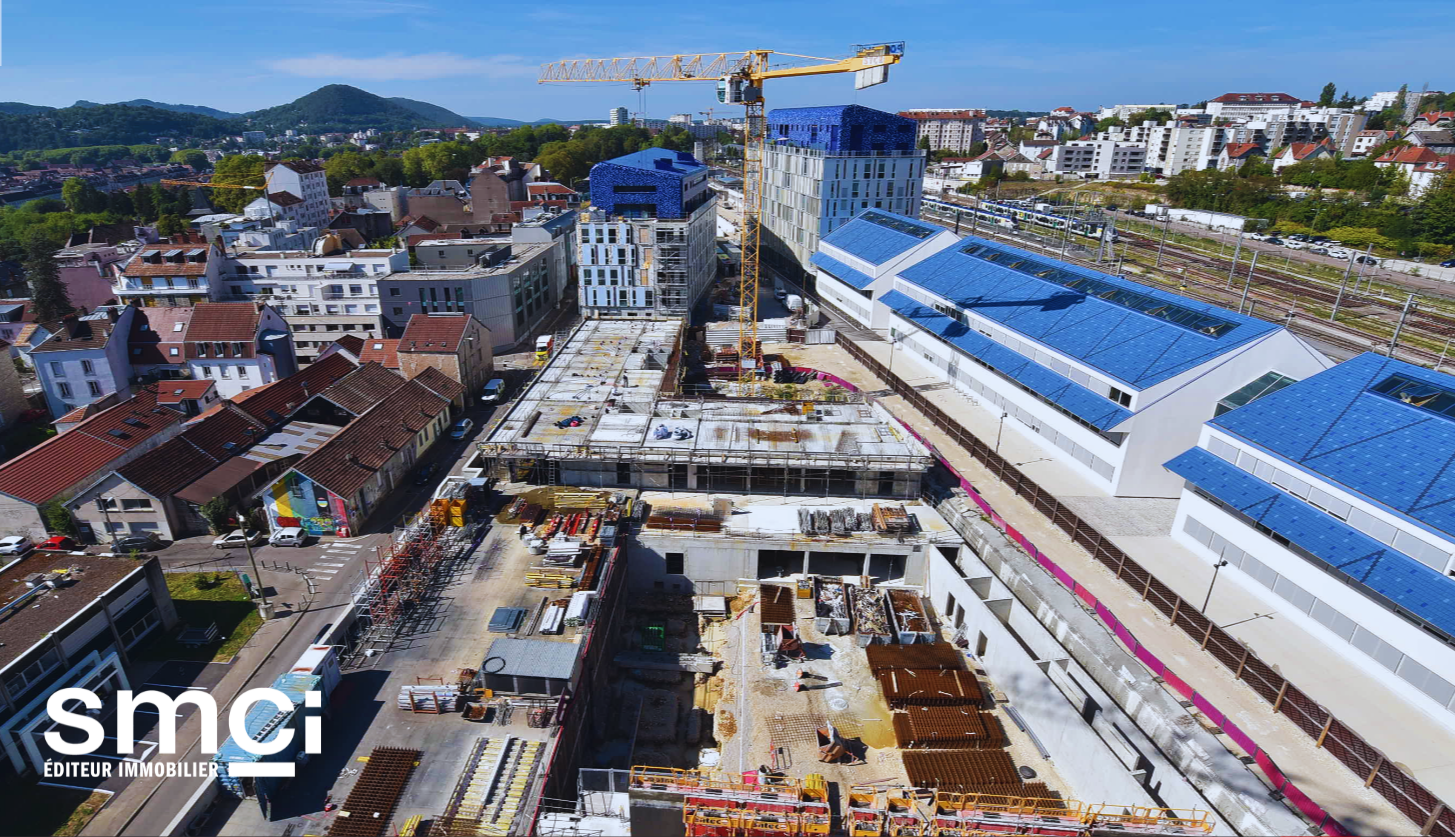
[766,105,917,153]
[1166,447,1455,639]
[896,234,1278,389]
[884,290,1134,431]
[810,252,874,290]
[1212,352,1455,541]
[818,209,944,266]
[214,672,320,764]
[595,148,705,176]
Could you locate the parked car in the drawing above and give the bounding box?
[450,418,475,441]
[1356,255,1380,265]
[1309,235,1330,243]
[413,463,437,486]
[39,536,77,552]
[270,527,308,547]
[1327,249,1351,260]
[480,379,507,404]
[1104,204,1118,212]
[1284,240,1307,250]
[1264,237,1284,245]
[0,536,33,555]
[1247,233,1266,241]
[1441,258,1455,268]
[113,533,162,553]
[1308,246,1329,256]
[212,530,264,549]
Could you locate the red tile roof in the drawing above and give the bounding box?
[156,380,217,404]
[1222,143,1264,159]
[399,215,440,232]
[316,362,406,415]
[291,378,453,497]
[30,313,123,353]
[121,243,212,278]
[183,302,261,342]
[346,177,382,188]
[1415,155,1455,174]
[0,387,184,504]
[232,351,356,425]
[117,403,268,497]
[1286,140,1333,161]
[330,335,366,358]
[129,306,194,365]
[399,313,474,354]
[1418,112,1455,123]
[527,182,577,196]
[360,339,400,368]
[1377,146,1441,165]
[411,366,465,402]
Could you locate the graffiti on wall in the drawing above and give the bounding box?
[266,471,347,536]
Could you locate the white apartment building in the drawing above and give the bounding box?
[1362,91,1402,112]
[263,160,331,230]
[1204,92,1305,121]
[1166,352,1455,726]
[609,107,628,126]
[1102,123,1231,175]
[898,109,987,153]
[113,241,225,306]
[221,246,408,363]
[577,210,716,317]
[1095,104,1177,121]
[1046,140,1147,179]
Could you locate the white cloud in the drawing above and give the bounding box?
[264,52,535,81]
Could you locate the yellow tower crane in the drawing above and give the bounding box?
[539,43,905,384]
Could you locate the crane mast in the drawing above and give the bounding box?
[539,43,904,385]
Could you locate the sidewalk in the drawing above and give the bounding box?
[784,338,1440,837]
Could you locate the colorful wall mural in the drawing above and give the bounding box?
[266,470,351,536]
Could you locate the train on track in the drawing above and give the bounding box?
[922,196,1108,242]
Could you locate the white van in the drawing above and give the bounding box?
[481,378,506,403]
[270,527,308,547]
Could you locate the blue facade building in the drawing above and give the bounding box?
[586,149,710,219]
[767,105,918,153]
[759,106,926,276]
[579,149,718,316]
[1166,352,1455,720]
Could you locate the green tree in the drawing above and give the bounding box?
[106,188,134,217]
[169,148,209,169]
[25,229,72,321]
[917,135,931,152]
[39,501,76,536]
[1318,82,1337,107]
[1414,174,1455,243]
[209,154,267,213]
[133,183,156,221]
[199,496,233,535]
[156,214,185,238]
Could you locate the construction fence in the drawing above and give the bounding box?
[833,331,1455,837]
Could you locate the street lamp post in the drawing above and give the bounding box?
[1154,212,1172,268]
[994,412,1009,455]
[1238,251,1260,314]
[1202,560,1230,611]
[1226,229,1245,289]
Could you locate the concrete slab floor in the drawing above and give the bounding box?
[780,339,1442,837]
[216,521,565,836]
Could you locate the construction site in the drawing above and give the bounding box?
[199,314,1323,837]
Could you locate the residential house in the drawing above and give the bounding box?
[0,386,186,538]
[897,109,987,154]
[1350,130,1397,157]
[0,301,36,359]
[396,313,493,402]
[1270,139,1335,172]
[1411,111,1455,130]
[1216,142,1266,171]
[55,243,128,311]
[113,240,223,306]
[1374,147,1455,196]
[1406,130,1455,155]
[180,302,296,398]
[32,307,138,417]
[155,380,219,417]
[256,370,462,536]
[358,338,400,370]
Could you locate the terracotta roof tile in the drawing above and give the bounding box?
[0,387,184,504]
[117,404,266,497]
[233,352,356,425]
[411,366,465,402]
[359,339,400,368]
[183,302,261,342]
[291,378,452,498]
[330,335,365,358]
[1222,143,1263,159]
[1377,146,1440,165]
[316,362,406,415]
[399,313,474,354]
[31,314,121,353]
[156,380,217,404]
[129,306,194,365]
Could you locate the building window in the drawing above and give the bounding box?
[170,347,180,357]
[665,552,685,575]
[200,366,211,377]
[81,360,95,376]
[121,499,153,511]
[238,367,248,379]
[50,362,64,378]
[87,381,102,397]
[4,648,61,696]
[58,382,72,398]
[390,288,400,296]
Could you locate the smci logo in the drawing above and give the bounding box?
[45,687,322,778]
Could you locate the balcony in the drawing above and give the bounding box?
[115,280,206,293]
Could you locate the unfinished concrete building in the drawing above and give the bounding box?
[477,319,935,498]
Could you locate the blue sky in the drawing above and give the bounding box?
[1,0,1451,119]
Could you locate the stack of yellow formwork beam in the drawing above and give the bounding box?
[554,492,609,510]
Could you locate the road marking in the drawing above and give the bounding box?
[328,543,363,550]
[311,569,339,575]
[315,562,347,568]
